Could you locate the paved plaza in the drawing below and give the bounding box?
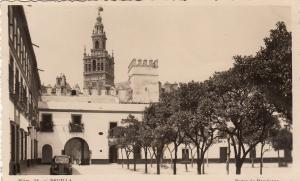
[20,163,292,175]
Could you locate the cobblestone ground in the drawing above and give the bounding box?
[20,163,292,175]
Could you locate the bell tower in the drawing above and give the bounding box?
[92,7,106,52]
[83,7,115,95]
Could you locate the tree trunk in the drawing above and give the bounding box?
[188,145,195,168]
[185,144,188,172]
[149,147,154,168]
[121,148,124,168]
[202,159,205,174]
[144,147,148,174]
[196,145,201,175]
[167,146,173,169]
[156,152,161,175]
[133,157,136,171]
[260,143,264,175]
[277,150,280,167]
[226,138,231,175]
[173,146,178,175]
[126,151,130,169]
[235,158,242,175]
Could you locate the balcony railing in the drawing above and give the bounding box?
[69,122,84,133]
[40,121,54,132]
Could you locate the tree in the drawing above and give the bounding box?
[138,121,154,174]
[234,22,292,123]
[270,128,293,166]
[110,126,127,168]
[211,69,279,174]
[121,114,141,171]
[168,111,187,175]
[177,81,219,175]
[143,100,173,175]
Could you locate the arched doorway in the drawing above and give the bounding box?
[64,137,90,165]
[42,144,53,164]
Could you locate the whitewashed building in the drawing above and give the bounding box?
[37,7,289,166]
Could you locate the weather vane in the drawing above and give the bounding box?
[98,7,103,15]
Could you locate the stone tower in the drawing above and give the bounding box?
[128,59,159,103]
[83,7,115,95]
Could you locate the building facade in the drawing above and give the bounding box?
[35,7,289,167]
[38,96,147,164]
[8,5,41,175]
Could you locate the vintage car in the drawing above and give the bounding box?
[50,155,73,175]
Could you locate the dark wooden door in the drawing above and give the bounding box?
[219,147,227,163]
[109,145,118,163]
[42,144,53,164]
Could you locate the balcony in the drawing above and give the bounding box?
[40,126,53,132]
[40,121,54,132]
[69,122,84,133]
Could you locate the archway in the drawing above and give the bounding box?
[64,137,90,165]
[42,144,53,164]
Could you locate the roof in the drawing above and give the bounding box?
[39,95,148,113]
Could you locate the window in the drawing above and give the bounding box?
[109,122,118,137]
[40,114,53,132]
[88,64,91,72]
[17,28,20,58]
[9,55,14,94]
[20,78,23,102]
[93,60,96,71]
[15,68,19,98]
[9,8,13,41]
[71,114,82,124]
[14,18,17,49]
[84,64,87,72]
[92,82,96,88]
[97,62,100,71]
[70,114,83,132]
[101,62,104,71]
[95,40,99,49]
[20,38,23,65]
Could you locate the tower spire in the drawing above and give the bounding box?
[98,6,103,16]
[92,7,106,51]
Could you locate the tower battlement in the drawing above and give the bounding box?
[128,59,158,73]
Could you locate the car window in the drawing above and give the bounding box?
[55,156,69,164]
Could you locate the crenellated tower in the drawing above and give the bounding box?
[83,7,115,95]
[128,59,159,103]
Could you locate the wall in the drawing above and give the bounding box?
[129,66,159,103]
[38,110,143,162]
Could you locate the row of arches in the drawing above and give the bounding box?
[84,61,104,72]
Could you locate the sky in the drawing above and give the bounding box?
[24,5,291,89]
